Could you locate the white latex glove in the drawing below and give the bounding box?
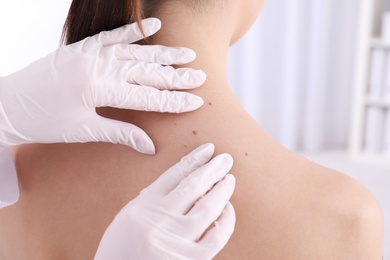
[0,18,206,154]
[0,147,18,208]
[95,143,236,260]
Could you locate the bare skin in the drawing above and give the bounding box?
[0,0,384,259]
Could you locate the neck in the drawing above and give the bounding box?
[148,3,236,96]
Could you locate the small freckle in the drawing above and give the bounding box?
[192,130,198,136]
[174,123,177,126]
[208,102,213,106]
[245,153,249,156]
[184,145,188,148]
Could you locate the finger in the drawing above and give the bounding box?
[124,62,207,90]
[96,83,204,113]
[115,44,197,65]
[186,174,236,241]
[70,116,155,154]
[197,202,236,260]
[95,18,161,46]
[165,153,234,214]
[142,143,215,196]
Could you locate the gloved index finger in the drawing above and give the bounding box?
[165,153,233,214]
[115,44,197,65]
[123,63,207,91]
[141,143,215,196]
[95,18,161,47]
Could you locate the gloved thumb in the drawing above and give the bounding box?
[81,116,155,154]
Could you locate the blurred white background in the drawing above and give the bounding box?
[0,0,389,258]
[229,1,357,152]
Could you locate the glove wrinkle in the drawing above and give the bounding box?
[94,144,235,260]
[0,18,205,152]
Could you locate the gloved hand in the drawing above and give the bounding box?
[0,18,206,154]
[95,143,236,260]
[0,147,18,208]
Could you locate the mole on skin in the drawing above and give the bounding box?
[245,153,249,156]
[192,130,198,136]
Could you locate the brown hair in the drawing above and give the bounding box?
[62,0,144,45]
[62,0,210,45]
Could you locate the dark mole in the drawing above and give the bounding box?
[245,153,249,156]
[192,130,198,135]
[208,102,213,106]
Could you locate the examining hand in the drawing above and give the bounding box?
[0,18,206,154]
[95,144,236,260]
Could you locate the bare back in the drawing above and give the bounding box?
[0,86,382,259]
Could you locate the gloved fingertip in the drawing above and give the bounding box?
[220,153,234,165]
[215,202,236,231]
[180,48,197,62]
[194,143,215,156]
[225,201,236,222]
[147,145,156,155]
[135,140,156,155]
[182,70,207,89]
[180,143,214,168]
[195,70,207,85]
[193,143,214,162]
[184,95,204,112]
[142,17,162,37]
[125,128,156,155]
[224,174,236,185]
